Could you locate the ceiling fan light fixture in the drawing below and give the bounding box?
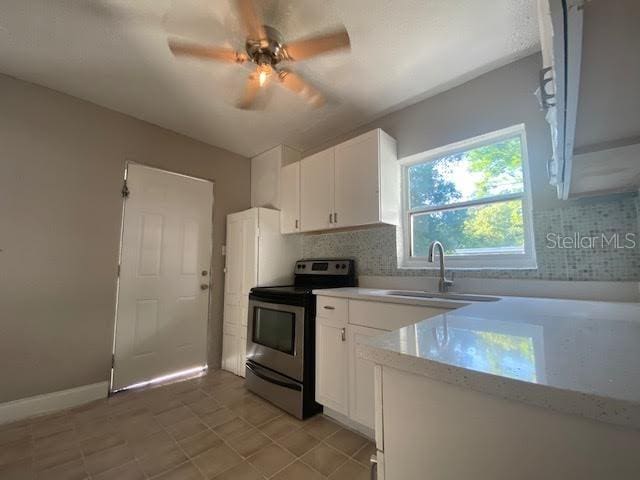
[168,0,351,109]
[257,64,272,87]
[258,70,267,86]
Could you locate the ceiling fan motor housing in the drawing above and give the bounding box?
[245,25,284,66]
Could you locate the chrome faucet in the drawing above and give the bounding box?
[428,241,454,293]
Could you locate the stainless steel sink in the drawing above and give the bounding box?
[384,290,500,302]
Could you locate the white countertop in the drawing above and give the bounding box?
[314,288,640,430]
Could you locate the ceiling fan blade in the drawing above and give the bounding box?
[168,38,247,63]
[237,72,262,110]
[283,28,350,61]
[235,0,267,41]
[277,70,325,108]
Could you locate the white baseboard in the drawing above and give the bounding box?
[323,406,375,440]
[0,381,109,426]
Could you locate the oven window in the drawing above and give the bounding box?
[252,307,295,355]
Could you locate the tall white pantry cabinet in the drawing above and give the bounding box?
[221,208,301,376]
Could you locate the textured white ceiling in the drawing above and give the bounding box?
[0,0,540,157]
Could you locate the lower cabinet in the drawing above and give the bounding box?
[315,316,349,415]
[348,325,387,429]
[315,295,452,434]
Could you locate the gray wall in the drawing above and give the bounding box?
[306,53,562,212]
[302,194,639,281]
[574,0,640,151]
[300,53,639,281]
[0,74,251,403]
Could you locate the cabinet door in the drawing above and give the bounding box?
[251,146,282,209]
[334,130,380,227]
[348,324,386,429]
[224,214,243,306]
[221,319,239,374]
[223,210,257,375]
[240,211,258,294]
[280,162,300,234]
[316,316,348,414]
[225,210,257,302]
[300,148,334,232]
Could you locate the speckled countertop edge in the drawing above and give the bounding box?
[358,341,640,431]
[312,287,475,309]
[314,288,640,430]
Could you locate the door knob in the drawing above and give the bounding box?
[200,284,210,291]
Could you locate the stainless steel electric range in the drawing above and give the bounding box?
[245,259,356,419]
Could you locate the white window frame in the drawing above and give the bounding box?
[399,124,537,270]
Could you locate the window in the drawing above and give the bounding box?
[401,125,535,269]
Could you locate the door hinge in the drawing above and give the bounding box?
[117,264,121,277]
[121,179,130,198]
[111,354,115,369]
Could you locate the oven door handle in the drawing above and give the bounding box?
[246,362,302,392]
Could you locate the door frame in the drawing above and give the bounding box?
[109,161,216,393]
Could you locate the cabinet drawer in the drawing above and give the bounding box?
[317,296,348,323]
[349,300,449,331]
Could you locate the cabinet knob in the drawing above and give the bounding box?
[341,328,346,342]
[329,213,333,224]
[323,305,335,310]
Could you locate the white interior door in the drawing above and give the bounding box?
[113,164,213,390]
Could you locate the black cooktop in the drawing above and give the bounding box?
[251,285,315,296]
[250,259,356,301]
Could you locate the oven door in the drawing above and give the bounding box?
[246,299,305,382]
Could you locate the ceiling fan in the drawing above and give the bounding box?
[167,0,351,110]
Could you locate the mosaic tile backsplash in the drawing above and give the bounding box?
[302,194,640,282]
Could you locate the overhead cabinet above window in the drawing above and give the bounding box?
[298,129,399,233]
[536,0,583,199]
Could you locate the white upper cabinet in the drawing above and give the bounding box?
[251,145,301,209]
[564,1,640,198]
[536,0,583,199]
[334,130,381,227]
[300,148,334,232]
[280,162,301,234]
[298,129,399,233]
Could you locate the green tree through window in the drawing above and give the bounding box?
[408,136,526,257]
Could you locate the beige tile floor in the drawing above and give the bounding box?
[0,370,375,479]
